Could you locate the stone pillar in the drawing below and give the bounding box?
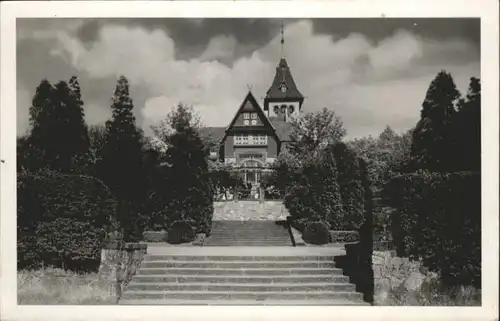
[259,186,265,203]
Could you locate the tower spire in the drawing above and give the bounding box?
[280,20,284,59]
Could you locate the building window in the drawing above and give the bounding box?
[256,134,267,145]
[234,134,267,145]
[243,113,250,119]
[251,113,257,119]
[280,105,287,113]
[288,105,295,114]
[251,120,257,125]
[244,120,249,125]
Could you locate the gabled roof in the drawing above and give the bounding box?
[265,58,304,101]
[269,117,294,141]
[198,126,226,143]
[222,91,278,141]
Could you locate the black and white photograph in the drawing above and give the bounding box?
[1,1,498,320]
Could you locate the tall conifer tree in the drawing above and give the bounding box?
[66,76,91,171]
[453,77,481,171]
[98,76,146,240]
[411,70,460,172]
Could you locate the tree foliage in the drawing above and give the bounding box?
[411,71,461,172]
[288,107,346,160]
[451,77,481,171]
[23,78,90,173]
[96,76,146,241]
[147,104,214,234]
[348,126,413,196]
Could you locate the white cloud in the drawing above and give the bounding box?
[20,19,479,139]
[200,34,237,62]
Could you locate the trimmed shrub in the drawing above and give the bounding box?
[17,169,116,271]
[303,221,330,245]
[167,220,196,244]
[384,171,480,287]
[142,230,168,243]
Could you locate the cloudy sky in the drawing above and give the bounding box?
[17,18,480,139]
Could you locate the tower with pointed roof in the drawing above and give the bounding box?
[263,22,304,123]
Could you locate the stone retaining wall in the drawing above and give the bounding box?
[98,242,147,301]
[372,250,438,305]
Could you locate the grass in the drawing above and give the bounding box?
[377,279,481,306]
[18,267,117,305]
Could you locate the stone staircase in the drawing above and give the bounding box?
[119,254,368,305]
[204,220,291,246]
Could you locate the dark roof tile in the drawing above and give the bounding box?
[265,58,304,100]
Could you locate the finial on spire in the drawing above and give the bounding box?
[280,20,284,58]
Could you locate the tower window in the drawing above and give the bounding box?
[273,105,279,114]
[280,105,287,113]
[288,105,295,114]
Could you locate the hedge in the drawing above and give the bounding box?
[17,169,116,271]
[283,145,370,231]
[332,143,366,229]
[383,171,481,287]
[283,151,345,229]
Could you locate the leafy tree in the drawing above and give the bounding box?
[411,70,461,172]
[288,107,346,160]
[97,76,146,240]
[348,126,413,196]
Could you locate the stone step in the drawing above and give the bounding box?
[143,255,336,261]
[136,267,344,276]
[141,260,335,269]
[203,241,292,246]
[125,282,356,292]
[208,236,288,239]
[118,299,369,306]
[120,290,363,301]
[131,274,350,284]
[203,241,292,247]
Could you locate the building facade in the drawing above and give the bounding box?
[199,56,304,188]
